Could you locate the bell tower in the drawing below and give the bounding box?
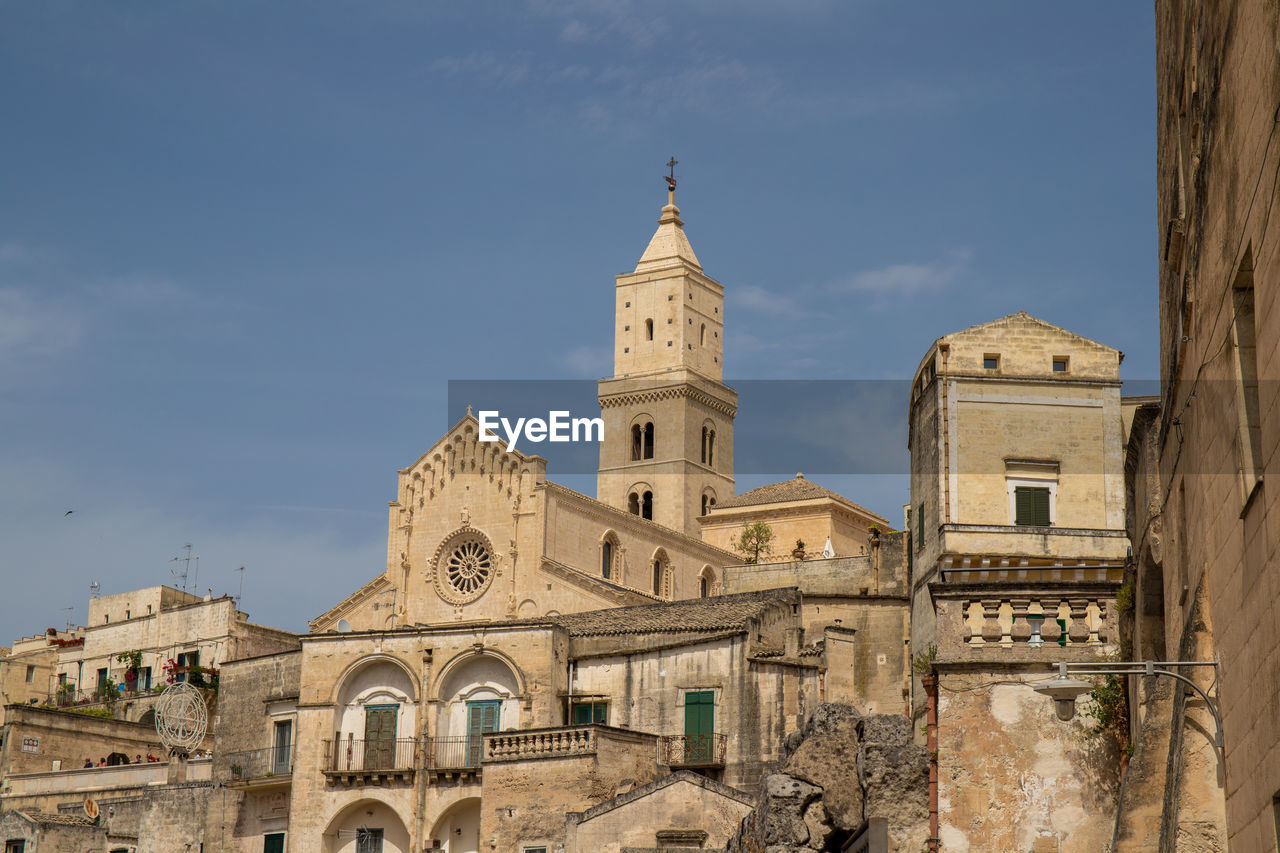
[597,163,736,537]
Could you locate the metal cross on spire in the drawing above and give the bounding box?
[665,156,678,191]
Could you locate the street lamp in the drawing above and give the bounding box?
[1033,660,1224,749]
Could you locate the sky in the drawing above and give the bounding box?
[0,1,1156,636]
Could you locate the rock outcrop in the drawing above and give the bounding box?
[724,703,929,852]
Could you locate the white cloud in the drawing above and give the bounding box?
[430,52,532,87]
[735,285,800,316]
[837,249,972,296]
[559,344,609,377]
[0,288,83,359]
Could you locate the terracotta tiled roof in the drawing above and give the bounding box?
[551,590,797,637]
[713,475,890,524]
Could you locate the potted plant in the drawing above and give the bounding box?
[792,539,806,560]
[116,650,143,692]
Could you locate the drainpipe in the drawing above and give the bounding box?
[923,674,940,853]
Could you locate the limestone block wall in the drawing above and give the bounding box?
[934,669,1121,852]
[564,772,754,853]
[480,726,662,851]
[543,484,736,603]
[0,705,170,776]
[1150,1,1280,847]
[0,641,59,725]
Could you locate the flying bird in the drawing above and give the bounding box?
[64,510,73,516]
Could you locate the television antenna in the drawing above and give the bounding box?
[88,581,101,599]
[233,565,245,605]
[169,544,198,593]
[62,606,75,631]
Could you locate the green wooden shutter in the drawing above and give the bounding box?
[364,705,397,769]
[917,503,925,543]
[1015,487,1051,526]
[466,700,501,766]
[263,833,285,853]
[684,691,715,763]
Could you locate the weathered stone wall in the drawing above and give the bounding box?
[0,705,171,776]
[724,703,928,852]
[935,668,1121,852]
[1150,0,1280,849]
[0,641,59,727]
[564,772,755,853]
[481,726,662,851]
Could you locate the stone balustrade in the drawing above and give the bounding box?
[483,726,598,763]
[931,581,1120,661]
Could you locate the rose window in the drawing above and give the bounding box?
[432,529,497,604]
[446,540,492,596]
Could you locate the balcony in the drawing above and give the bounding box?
[659,733,727,769]
[224,746,293,790]
[931,581,1119,662]
[423,736,483,782]
[484,726,598,763]
[322,737,418,786]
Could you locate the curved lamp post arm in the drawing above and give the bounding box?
[1046,661,1224,751]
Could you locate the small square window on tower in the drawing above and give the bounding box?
[983,354,1000,370]
[667,295,674,301]
[624,347,630,353]
[1052,356,1069,372]
[625,301,630,307]
[667,318,673,324]
[624,325,630,331]
[667,341,673,347]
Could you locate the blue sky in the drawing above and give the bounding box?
[0,2,1155,636]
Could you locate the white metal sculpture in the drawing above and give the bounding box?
[154,681,208,753]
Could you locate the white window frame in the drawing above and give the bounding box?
[1007,477,1057,526]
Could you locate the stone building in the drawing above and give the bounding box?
[0,630,77,728]
[699,473,892,563]
[906,312,1130,851]
[200,187,917,853]
[50,585,299,720]
[1111,1,1280,848]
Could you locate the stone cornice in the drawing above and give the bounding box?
[597,384,737,419]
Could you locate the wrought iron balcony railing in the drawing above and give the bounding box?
[659,733,727,768]
[424,736,484,770]
[225,746,293,783]
[324,737,418,773]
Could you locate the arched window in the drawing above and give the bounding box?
[707,430,715,466]
[651,549,670,597]
[643,423,654,459]
[698,566,717,598]
[628,492,640,515]
[700,323,706,346]
[701,426,708,464]
[645,319,654,341]
[701,494,709,516]
[631,424,643,461]
[641,490,653,520]
[600,532,620,580]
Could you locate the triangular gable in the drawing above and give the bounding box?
[944,310,1119,354]
[567,770,754,825]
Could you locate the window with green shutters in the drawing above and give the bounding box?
[572,701,607,724]
[466,700,500,766]
[263,833,285,853]
[916,503,924,546]
[1014,486,1051,526]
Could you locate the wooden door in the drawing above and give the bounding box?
[465,700,500,766]
[363,705,397,769]
[684,691,715,764]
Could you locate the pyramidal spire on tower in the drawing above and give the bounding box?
[635,157,702,273]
